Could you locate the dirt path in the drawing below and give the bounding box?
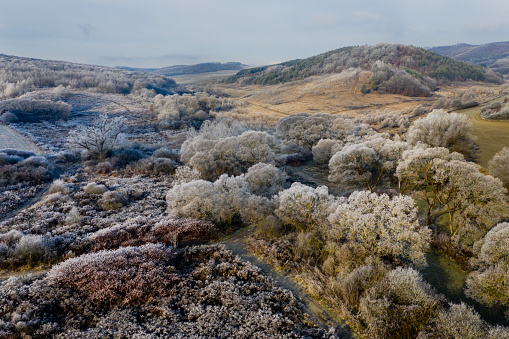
[0,123,43,154]
[350,75,363,103]
[220,227,353,337]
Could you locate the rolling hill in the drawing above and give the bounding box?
[224,43,503,97]
[117,62,249,77]
[430,41,509,73]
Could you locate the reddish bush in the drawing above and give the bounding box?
[49,244,179,305]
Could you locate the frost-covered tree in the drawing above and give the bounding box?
[312,139,344,164]
[181,120,279,180]
[397,146,507,242]
[489,147,509,190]
[328,191,431,267]
[433,160,507,242]
[328,134,410,192]
[245,163,287,198]
[166,175,272,226]
[466,222,509,306]
[406,109,478,160]
[274,183,336,232]
[67,114,128,159]
[359,267,440,338]
[275,113,354,148]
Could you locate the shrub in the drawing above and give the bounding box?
[312,139,344,164]
[109,147,146,168]
[0,232,60,269]
[275,183,336,232]
[83,182,108,194]
[98,191,127,211]
[426,303,489,338]
[275,113,353,148]
[173,165,201,185]
[328,191,431,267]
[359,267,440,338]
[128,157,175,176]
[489,147,509,189]
[0,98,71,121]
[406,109,478,160]
[181,120,279,180]
[166,175,272,226]
[245,163,287,198]
[465,223,509,307]
[49,244,179,306]
[47,179,69,194]
[0,153,54,186]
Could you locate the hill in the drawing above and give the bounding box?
[117,62,249,77]
[224,43,503,97]
[430,41,509,73]
[0,54,182,98]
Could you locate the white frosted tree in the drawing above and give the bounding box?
[489,147,509,190]
[312,139,344,164]
[67,114,128,159]
[406,109,478,160]
[166,174,272,226]
[328,191,431,267]
[245,163,287,198]
[466,222,509,307]
[274,183,336,232]
[328,134,410,192]
[397,146,508,242]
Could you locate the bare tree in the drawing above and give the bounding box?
[67,114,128,159]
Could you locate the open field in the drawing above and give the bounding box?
[211,71,506,121]
[456,92,509,167]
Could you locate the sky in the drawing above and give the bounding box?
[1,0,508,68]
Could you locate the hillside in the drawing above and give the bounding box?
[117,62,249,77]
[0,54,182,98]
[224,43,502,97]
[430,41,509,73]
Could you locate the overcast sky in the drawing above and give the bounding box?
[1,0,508,68]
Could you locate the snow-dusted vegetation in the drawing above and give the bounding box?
[1,53,509,338]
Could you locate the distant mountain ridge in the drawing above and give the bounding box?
[117,62,249,77]
[429,42,509,74]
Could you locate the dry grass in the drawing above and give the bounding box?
[209,72,507,125]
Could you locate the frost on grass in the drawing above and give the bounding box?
[0,245,336,338]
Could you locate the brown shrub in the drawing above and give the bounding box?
[49,244,179,306]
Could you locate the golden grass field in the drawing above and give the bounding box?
[202,70,509,168]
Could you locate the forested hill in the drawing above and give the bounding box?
[0,54,181,98]
[118,62,249,77]
[429,41,509,74]
[224,43,502,87]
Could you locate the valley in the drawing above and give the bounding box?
[0,43,509,338]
